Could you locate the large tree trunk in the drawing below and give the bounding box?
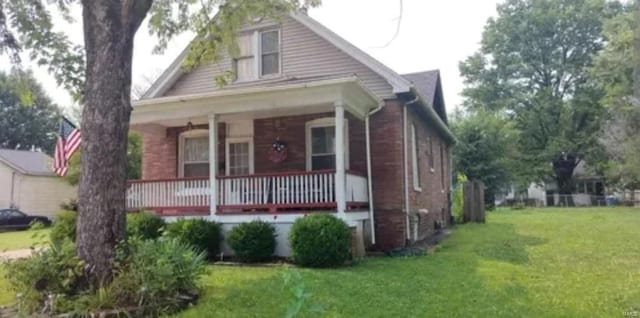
[77,0,151,283]
[553,154,578,207]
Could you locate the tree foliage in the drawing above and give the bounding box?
[590,6,640,189]
[451,110,519,205]
[459,0,622,199]
[0,70,61,154]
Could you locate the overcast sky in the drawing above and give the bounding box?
[0,0,501,114]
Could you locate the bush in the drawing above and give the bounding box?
[5,238,206,316]
[164,218,222,259]
[126,212,166,239]
[50,210,77,243]
[4,240,85,314]
[227,221,277,262]
[289,214,351,267]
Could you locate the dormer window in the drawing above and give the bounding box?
[233,29,280,81]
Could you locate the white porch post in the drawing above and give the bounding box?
[208,114,218,218]
[334,101,347,218]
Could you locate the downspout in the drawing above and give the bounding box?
[403,96,420,243]
[365,102,384,245]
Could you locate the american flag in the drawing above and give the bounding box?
[54,117,81,176]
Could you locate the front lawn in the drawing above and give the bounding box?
[177,208,640,317]
[1,208,639,317]
[0,229,49,251]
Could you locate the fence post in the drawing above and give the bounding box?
[463,181,486,223]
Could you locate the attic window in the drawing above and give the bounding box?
[233,29,280,81]
[260,30,280,76]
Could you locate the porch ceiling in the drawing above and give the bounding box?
[131,76,380,126]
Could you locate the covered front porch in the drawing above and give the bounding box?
[129,76,380,219]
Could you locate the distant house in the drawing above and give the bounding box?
[497,161,606,207]
[0,149,76,218]
[127,11,454,255]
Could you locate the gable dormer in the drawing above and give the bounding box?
[145,13,415,100]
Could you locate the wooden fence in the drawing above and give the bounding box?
[463,181,485,223]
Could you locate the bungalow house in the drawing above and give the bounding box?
[0,149,76,218]
[128,11,455,255]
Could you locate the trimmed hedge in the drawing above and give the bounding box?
[164,218,222,259]
[126,212,166,239]
[227,221,277,262]
[289,214,351,267]
[50,210,77,243]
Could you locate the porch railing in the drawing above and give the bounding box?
[127,170,368,212]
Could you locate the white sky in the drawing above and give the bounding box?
[0,0,501,114]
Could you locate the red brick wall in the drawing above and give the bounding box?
[135,123,226,179]
[369,100,406,250]
[406,106,451,241]
[253,113,366,174]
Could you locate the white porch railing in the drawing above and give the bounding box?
[127,177,210,210]
[127,170,368,212]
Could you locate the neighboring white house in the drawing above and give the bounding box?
[0,149,76,218]
[497,161,606,207]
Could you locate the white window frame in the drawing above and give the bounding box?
[258,28,281,78]
[178,129,209,178]
[411,124,422,192]
[225,137,254,175]
[233,28,281,82]
[305,117,349,171]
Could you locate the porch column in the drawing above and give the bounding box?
[335,101,347,217]
[208,114,218,218]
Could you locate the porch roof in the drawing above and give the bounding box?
[131,75,381,125]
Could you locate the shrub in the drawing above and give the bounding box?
[164,218,222,259]
[50,210,77,243]
[4,240,85,314]
[227,221,277,262]
[126,211,166,239]
[452,173,468,223]
[289,214,351,267]
[5,238,206,316]
[110,237,207,316]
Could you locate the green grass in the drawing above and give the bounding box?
[176,207,640,317]
[0,229,49,251]
[1,208,639,317]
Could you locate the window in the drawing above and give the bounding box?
[234,33,255,81]
[226,138,253,176]
[306,118,349,171]
[260,30,280,76]
[428,136,435,170]
[440,142,446,190]
[233,29,280,81]
[179,130,209,178]
[411,124,421,191]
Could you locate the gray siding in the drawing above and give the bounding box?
[164,15,393,98]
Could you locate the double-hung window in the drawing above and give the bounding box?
[306,118,348,171]
[226,138,253,176]
[181,132,209,177]
[233,29,280,81]
[260,30,280,76]
[411,124,421,191]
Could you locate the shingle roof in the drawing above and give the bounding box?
[0,149,55,176]
[401,70,440,104]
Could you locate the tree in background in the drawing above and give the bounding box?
[459,0,623,205]
[451,110,519,206]
[0,70,60,154]
[590,5,640,192]
[1,0,320,282]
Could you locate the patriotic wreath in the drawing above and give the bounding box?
[268,140,288,163]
